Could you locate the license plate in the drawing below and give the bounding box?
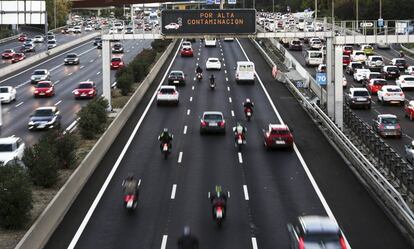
[356,98,366,101]
[39,93,45,95]
[37,124,46,128]
[81,93,87,96]
[173,80,179,83]
[209,122,218,126]
[275,140,285,144]
[386,126,395,129]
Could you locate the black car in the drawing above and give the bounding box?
[28,107,61,130]
[345,62,363,75]
[93,37,102,46]
[381,66,400,79]
[168,70,186,85]
[112,43,124,53]
[125,27,134,34]
[64,53,80,65]
[96,41,102,49]
[288,39,302,51]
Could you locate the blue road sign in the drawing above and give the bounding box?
[316,73,327,85]
[378,18,384,28]
[228,0,236,4]
[206,0,213,4]
[215,0,221,4]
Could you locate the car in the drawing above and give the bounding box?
[343,45,353,56]
[110,57,124,70]
[404,100,414,120]
[30,69,50,84]
[405,141,414,164]
[342,55,351,66]
[0,136,25,166]
[377,85,405,105]
[262,124,293,149]
[21,43,35,53]
[94,25,102,30]
[72,81,97,99]
[164,23,180,30]
[372,114,401,138]
[361,44,374,55]
[18,34,27,42]
[342,75,348,88]
[353,68,371,83]
[67,26,75,33]
[1,49,16,59]
[345,61,363,75]
[168,70,186,85]
[309,39,322,50]
[73,26,82,33]
[235,61,255,84]
[33,81,55,97]
[381,65,400,79]
[125,27,134,34]
[47,40,57,49]
[407,66,414,75]
[366,55,384,70]
[287,216,347,249]
[23,38,33,45]
[96,40,102,49]
[0,86,16,103]
[28,106,61,130]
[11,53,25,63]
[64,53,80,65]
[181,47,193,57]
[47,35,56,41]
[108,27,118,34]
[85,25,93,31]
[391,58,407,71]
[33,35,44,43]
[351,50,367,63]
[377,42,390,49]
[367,79,387,95]
[156,85,179,105]
[112,43,124,53]
[144,24,153,31]
[61,27,70,34]
[200,111,226,134]
[205,38,217,47]
[223,37,234,42]
[288,39,302,51]
[182,41,192,49]
[316,64,326,73]
[345,87,371,109]
[206,58,221,70]
[396,75,414,89]
[93,37,102,46]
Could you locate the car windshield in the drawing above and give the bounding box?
[292,41,301,45]
[160,88,175,94]
[396,59,406,64]
[24,44,32,48]
[37,83,50,88]
[0,88,9,93]
[111,58,121,62]
[238,65,254,71]
[352,63,363,69]
[204,114,222,121]
[404,77,414,81]
[371,57,382,61]
[355,52,364,55]
[67,54,77,58]
[170,72,183,77]
[387,88,402,92]
[381,118,398,124]
[48,41,56,44]
[373,80,387,85]
[344,46,353,50]
[387,67,399,72]
[309,52,323,58]
[33,109,53,117]
[3,49,12,53]
[270,129,290,135]
[209,59,219,63]
[33,71,46,75]
[353,91,369,96]
[0,144,13,152]
[78,83,93,89]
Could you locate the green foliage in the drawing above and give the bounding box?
[151,39,172,53]
[52,131,78,169]
[117,70,134,96]
[77,97,109,139]
[0,162,32,229]
[45,0,71,29]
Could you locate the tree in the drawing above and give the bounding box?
[0,162,32,229]
[117,70,134,96]
[46,0,72,29]
[77,97,109,139]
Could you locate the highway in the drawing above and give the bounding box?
[286,41,414,163]
[42,38,411,249]
[0,28,96,69]
[0,37,151,145]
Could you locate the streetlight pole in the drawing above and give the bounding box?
[272,0,274,13]
[379,0,382,18]
[54,0,57,29]
[356,0,359,27]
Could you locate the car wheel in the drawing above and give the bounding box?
[401,101,405,106]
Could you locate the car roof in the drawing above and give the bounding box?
[159,85,176,90]
[378,114,397,119]
[299,216,340,234]
[203,111,223,116]
[34,69,48,72]
[170,70,184,73]
[0,136,20,144]
[400,75,414,79]
[79,81,94,84]
[350,87,368,91]
[208,57,219,60]
[35,106,56,111]
[268,124,289,130]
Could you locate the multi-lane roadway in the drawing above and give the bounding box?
[41,38,411,249]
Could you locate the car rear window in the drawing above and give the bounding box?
[0,144,13,152]
[387,88,402,92]
[353,91,369,96]
[170,72,183,77]
[37,82,51,88]
[292,41,301,45]
[381,118,398,124]
[396,59,406,64]
[204,114,222,121]
[111,58,121,62]
[209,59,219,62]
[387,67,399,72]
[0,87,9,93]
[67,54,77,58]
[404,77,414,81]
[34,109,53,116]
[371,57,382,61]
[33,70,46,75]
[355,52,365,55]
[373,80,387,85]
[352,63,363,69]
[79,83,93,89]
[270,129,290,135]
[304,233,340,243]
[344,46,353,50]
[160,88,175,94]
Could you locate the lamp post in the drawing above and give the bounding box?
[356,0,359,28]
[315,0,317,20]
[379,0,382,19]
[54,0,57,29]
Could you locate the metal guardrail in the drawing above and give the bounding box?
[251,37,414,243]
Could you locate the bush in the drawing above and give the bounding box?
[117,69,134,95]
[55,132,77,169]
[151,39,171,53]
[0,162,32,229]
[77,97,109,139]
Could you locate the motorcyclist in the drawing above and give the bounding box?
[233,122,247,142]
[210,185,228,219]
[122,173,140,201]
[399,50,405,58]
[196,65,203,74]
[243,98,255,114]
[209,74,215,85]
[158,128,173,151]
[177,226,199,249]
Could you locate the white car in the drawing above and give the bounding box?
[85,25,93,31]
[351,50,367,63]
[108,27,118,34]
[33,35,44,43]
[310,40,322,50]
[396,75,414,89]
[0,136,25,166]
[377,85,405,105]
[73,26,82,33]
[182,41,192,49]
[206,58,221,70]
[366,55,384,68]
[156,86,179,105]
[0,86,16,103]
[353,68,371,83]
[407,66,414,75]
[164,23,180,30]
[47,40,57,49]
[224,37,234,41]
[204,38,217,47]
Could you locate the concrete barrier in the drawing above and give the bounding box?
[14,39,177,249]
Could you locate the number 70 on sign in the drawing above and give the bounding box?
[316,73,327,86]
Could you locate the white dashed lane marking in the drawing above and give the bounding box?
[171,184,177,199]
[243,185,249,200]
[15,102,23,107]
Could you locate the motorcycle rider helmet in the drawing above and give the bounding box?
[246,98,251,103]
[126,173,134,181]
[215,185,222,197]
[183,226,191,236]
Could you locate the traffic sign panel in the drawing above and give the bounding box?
[228,0,236,4]
[316,73,327,85]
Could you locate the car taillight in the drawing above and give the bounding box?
[219,121,225,127]
[298,237,305,249]
[379,124,385,130]
[396,124,401,129]
[339,236,347,249]
[402,80,405,83]
[34,90,38,93]
[201,120,206,127]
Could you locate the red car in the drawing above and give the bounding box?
[343,45,353,56]
[72,81,97,99]
[263,124,294,149]
[367,79,387,95]
[11,53,26,63]
[34,81,54,97]
[1,49,16,59]
[405,100,414,120]
[110,57,124,70]
[342,55,351,66]
[18,34,27,42]
[181,47,194,57]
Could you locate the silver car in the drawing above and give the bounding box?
[200,111,226,134]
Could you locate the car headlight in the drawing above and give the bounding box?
[74,90,79,94]
[47,118,56,125]
[88,90,94,94]
[64,59,68,62]
[28,121,34,125]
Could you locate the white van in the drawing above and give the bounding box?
[235,61,255,83]
[204,37,217,47]
[305,50,324,66]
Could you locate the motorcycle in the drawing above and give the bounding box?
[210,80,216,90]
[245,107,252,121]
[123,179,141,211]
[161,142,170,159]
[196,72,203,82]
[235,133,246,151]
[213,205,225,226]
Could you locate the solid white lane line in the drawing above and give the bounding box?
[90,59,94,63]
[238,152,243,163]
[67,39,184,249]
[251,237,258,249]
[190,96,193,102]
[55,80,60,84]
[224,70,227,74]
[68,72,73,76]
[187,109,191,115]
[15,102,23,107]
[96,71,101,75]
[193,77,196,81]
[243,185,249,200]
[229,97,232,103]
[50,64,61,72]
[161,235,168,249]
[223,63,226,67]
[54,100,62,106]
[227,191,231,198]
[80,65,85,69]
[226,77,229,81]
[183,125,188,134]
[171,184,177,199]
[178,152,183,163]
[231,110,235,117]
[227,86,230,91]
